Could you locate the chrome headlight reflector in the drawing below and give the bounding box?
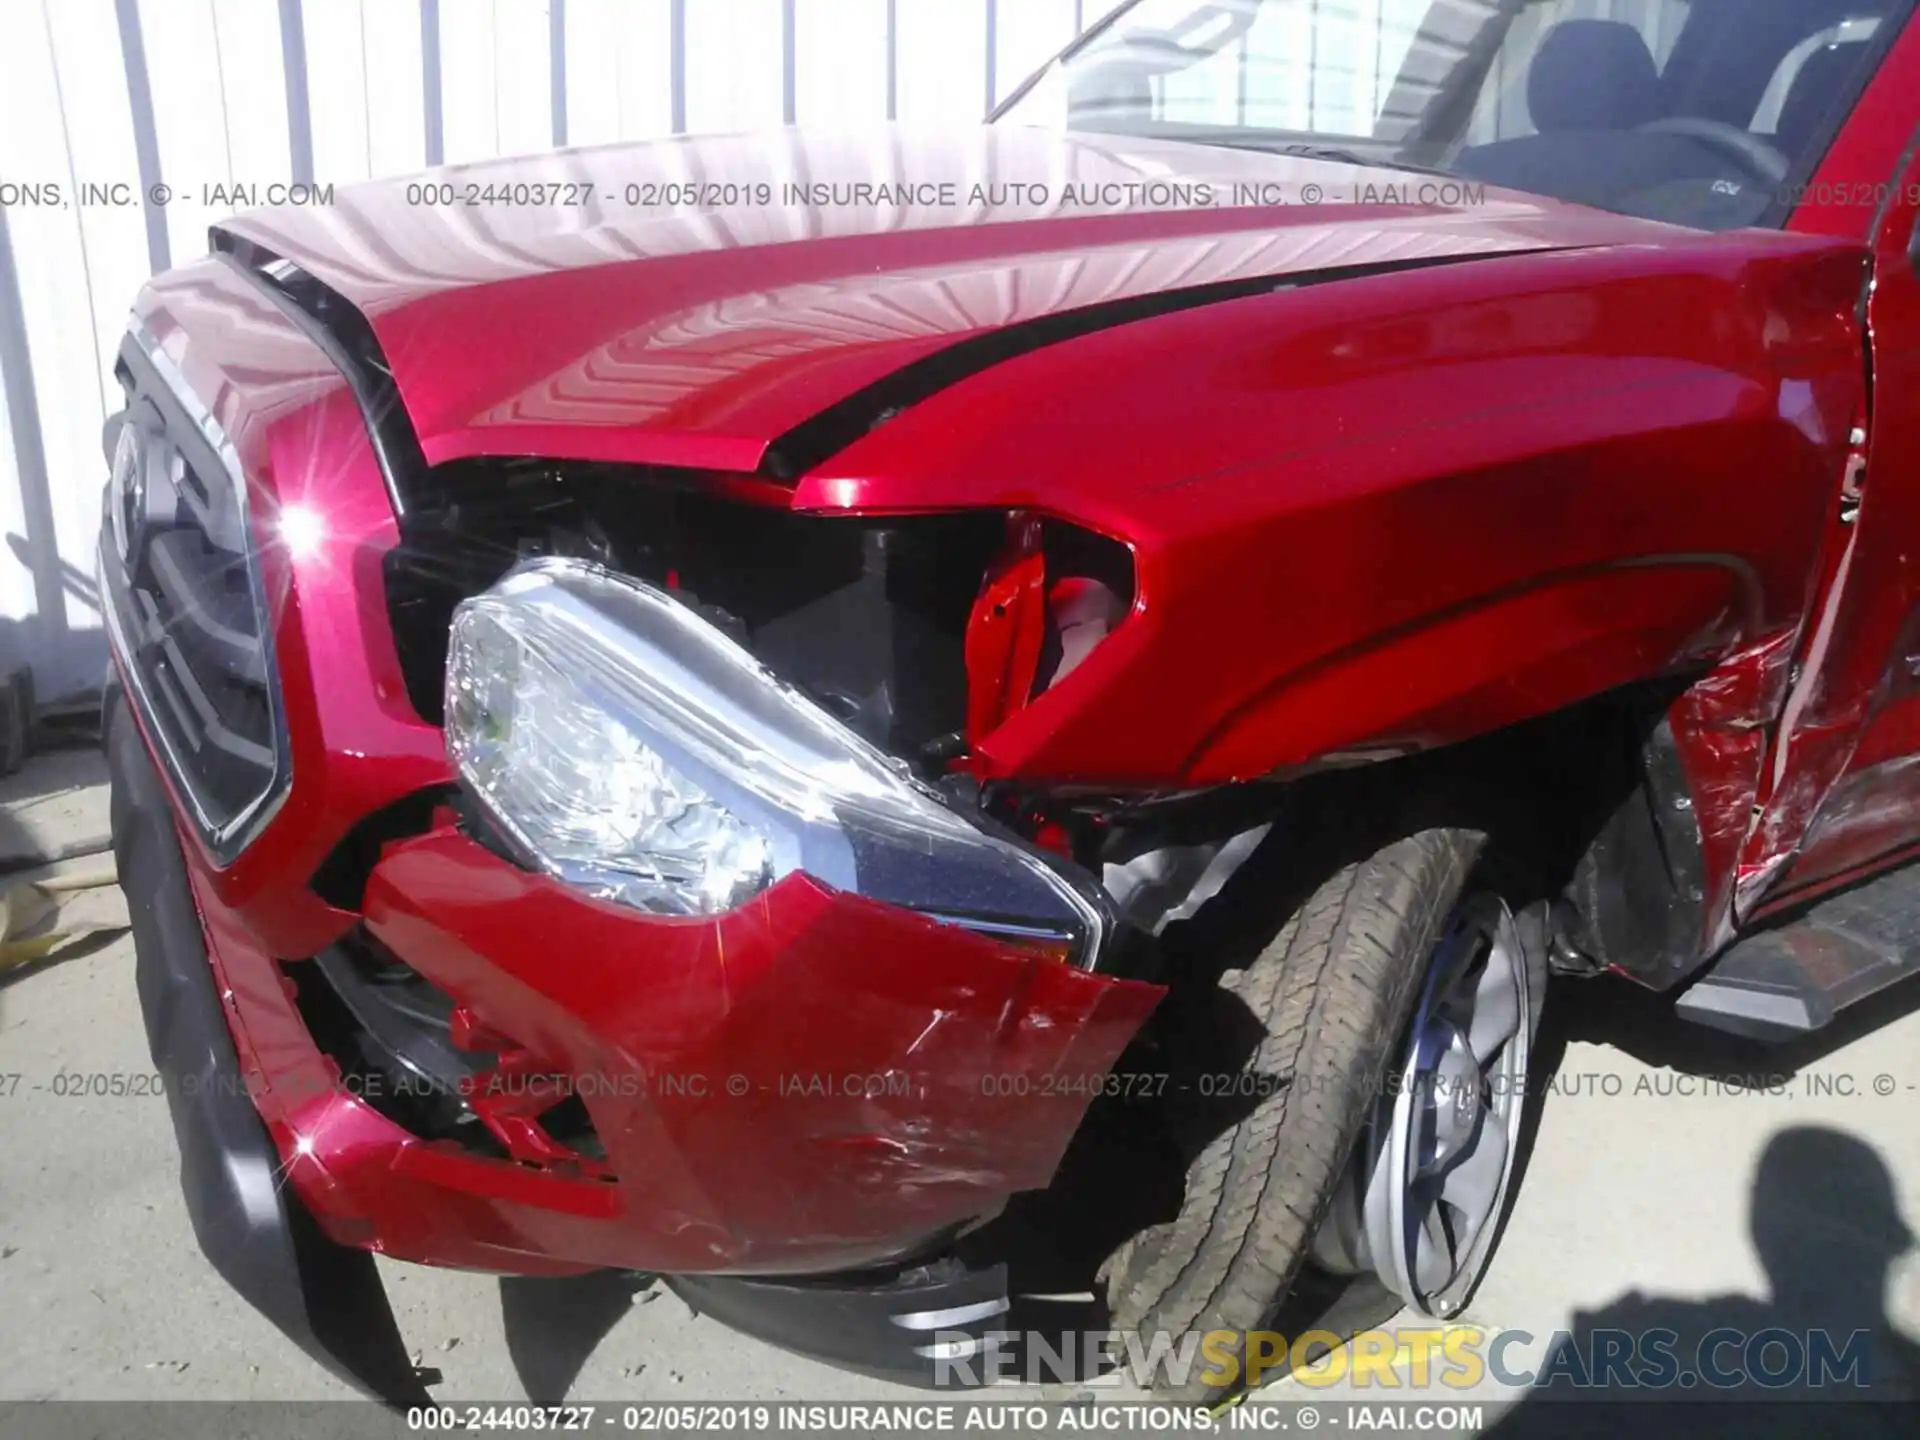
[446,558,1105,955]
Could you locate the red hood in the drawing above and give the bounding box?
[218,126,1687,477]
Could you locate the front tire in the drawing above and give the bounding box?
[1103,825,1540,1400]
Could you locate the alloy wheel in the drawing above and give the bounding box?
[1309,892,1538,1316]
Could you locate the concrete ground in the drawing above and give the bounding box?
[1,744,1917,1429]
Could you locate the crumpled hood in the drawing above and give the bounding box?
[217,126,1686,478]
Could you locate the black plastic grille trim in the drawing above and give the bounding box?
[101,327,289,863]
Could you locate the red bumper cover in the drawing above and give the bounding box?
[193,827,1161,1277]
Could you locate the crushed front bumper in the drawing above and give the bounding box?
[110,685,1162,1395]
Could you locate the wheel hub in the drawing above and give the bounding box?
[1309,893,1537,1316]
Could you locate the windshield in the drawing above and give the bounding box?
[998,0,1909,230]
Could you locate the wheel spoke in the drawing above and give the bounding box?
[1420,1028,1483,1173]
[1412,1192,1456,1295]
[1466,964,1521,1064]
[1434,1109,1510,1251]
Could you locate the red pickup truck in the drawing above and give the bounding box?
[103,0,1920,1404]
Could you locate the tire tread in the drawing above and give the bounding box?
[1108,827,1483,1397]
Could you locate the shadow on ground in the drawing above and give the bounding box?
[499,1271,659,1402]
[1486,1125,1920,1439]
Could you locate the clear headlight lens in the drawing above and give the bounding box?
[446,558,1105,953]
[448,604,772,914]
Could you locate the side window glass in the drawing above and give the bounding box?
[1149,0,1480,139]
[1751,16,1882,133]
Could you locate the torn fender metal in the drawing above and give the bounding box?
[347,830,1165,1276]
[1668,626,1802,955]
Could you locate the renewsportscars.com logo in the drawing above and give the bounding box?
[930,1325,1878,1393]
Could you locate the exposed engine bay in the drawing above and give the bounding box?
[386,462,1133,758]
[373,462,1224,923]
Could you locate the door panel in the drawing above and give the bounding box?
[1743,133,1920,910]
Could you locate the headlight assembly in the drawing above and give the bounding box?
[445,558,1106,959]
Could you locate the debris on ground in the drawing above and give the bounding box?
[0,858,129,974]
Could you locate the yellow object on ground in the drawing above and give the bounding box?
[0,856,130,972]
